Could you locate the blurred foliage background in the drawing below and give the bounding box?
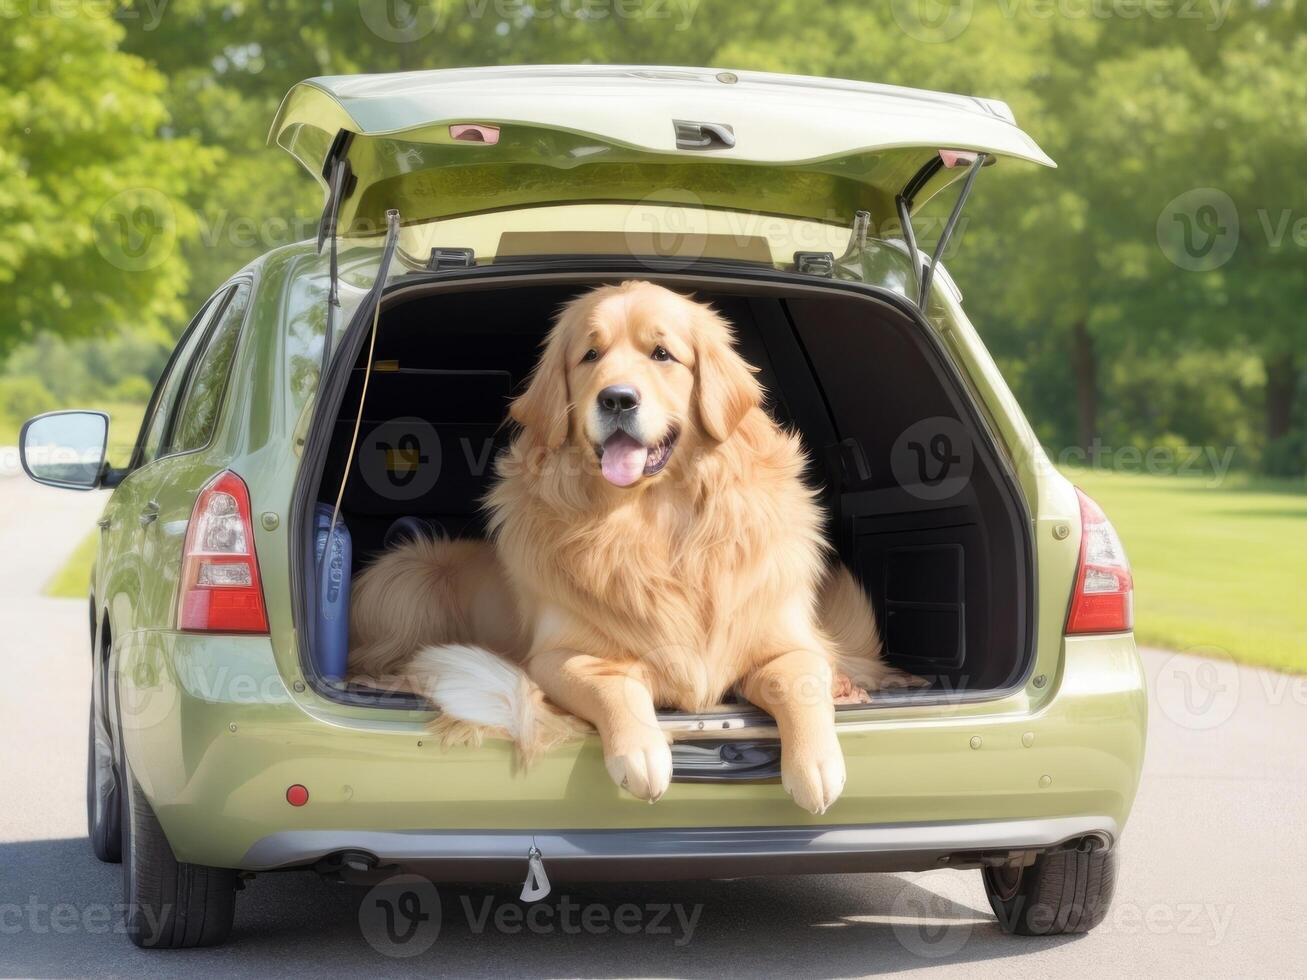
[2,0,1305,477]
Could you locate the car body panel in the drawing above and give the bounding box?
[271,65,1054,237]
[114,628,1143,869]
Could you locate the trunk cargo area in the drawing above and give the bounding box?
[301,271,1033,708]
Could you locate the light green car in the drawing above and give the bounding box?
[22,66,1145,949]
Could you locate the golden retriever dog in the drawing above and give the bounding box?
[349,281,906,814]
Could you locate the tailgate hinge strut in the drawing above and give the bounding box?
[896,151,988,310]
[315,129,357,377]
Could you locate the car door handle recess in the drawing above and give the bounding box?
[674,119,735,150]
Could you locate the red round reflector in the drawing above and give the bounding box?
[286,784,310,807]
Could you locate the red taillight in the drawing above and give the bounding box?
[1065,488,1134,635]
[177,470,269,634]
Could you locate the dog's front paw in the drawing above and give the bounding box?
[604,729,673,803]
[781,742,846,815]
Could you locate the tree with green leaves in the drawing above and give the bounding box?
[0,11,217,359]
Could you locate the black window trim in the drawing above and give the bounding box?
[127,274,255,472]
[162,278,254,459]
[128,291,226,472]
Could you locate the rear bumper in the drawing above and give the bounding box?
[241,816,1119,880]
[112,630,1147,872]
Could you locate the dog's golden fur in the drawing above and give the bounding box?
[349,281,905,813]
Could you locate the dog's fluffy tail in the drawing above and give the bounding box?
[407,644,590,765]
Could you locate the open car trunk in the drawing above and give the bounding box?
[296,268,1033,719]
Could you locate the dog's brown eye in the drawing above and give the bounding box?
[581,348,599,363]
[652,345,672,362]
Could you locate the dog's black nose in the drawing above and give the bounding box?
[598,385,641,414]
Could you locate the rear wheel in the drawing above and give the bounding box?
[120,759,236,948]
[86,696,122,863]
[983,842,1117,935]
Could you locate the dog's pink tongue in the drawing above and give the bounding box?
[601,431,648,487]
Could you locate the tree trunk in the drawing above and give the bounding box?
[1264,352,1299,442]
[1070,319,1098,452]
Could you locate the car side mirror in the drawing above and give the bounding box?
[20,411,110,490]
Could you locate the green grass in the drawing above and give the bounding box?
[1068,468,1307,673]
[44,530,99,599]
[40,461,1307,672]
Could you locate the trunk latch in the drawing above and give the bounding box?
[426,247,476,272]
[793,251,835,277]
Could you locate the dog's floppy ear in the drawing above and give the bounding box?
[510,319,572,449]
[694,307,762,443]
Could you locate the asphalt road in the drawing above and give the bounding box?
[1,471,1304,978]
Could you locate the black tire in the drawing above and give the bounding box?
[120,761,237,948]
[86,697,123,863]
[983,843,1117,936]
